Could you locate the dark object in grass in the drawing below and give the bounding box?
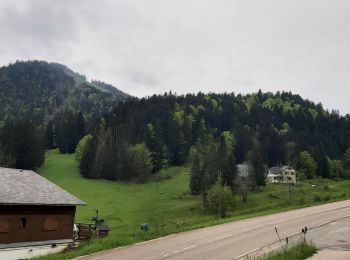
[268,193,279,199]
[141,223,150,232]
[91,209,110,238]
[314,194,322,202]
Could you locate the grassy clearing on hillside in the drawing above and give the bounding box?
[38,150,350,259]
[263,242,317,260]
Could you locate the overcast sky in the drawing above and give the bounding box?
[1,0,349,114]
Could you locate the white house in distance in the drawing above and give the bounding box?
[266,166,297,183]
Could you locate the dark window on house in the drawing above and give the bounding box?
[43,218,58,231]
[0,219,10,233]
[20,218,27,228]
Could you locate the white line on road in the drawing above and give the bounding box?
[162,245,196,258]
[180,245,195,251]
[207,234,232,242]
[233,248,260,260]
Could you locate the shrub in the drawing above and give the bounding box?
[323,194,331,201]
[298,151,317,179]
[314,195,322,202]
[127,143,153,182]
[75,134,93,162]
[207,175,233,218]
[298,197,306,205]
[264,242,317,260]
[268,193,279,199]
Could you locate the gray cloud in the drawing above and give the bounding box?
[0,0,350,114]
[0,0,81,55]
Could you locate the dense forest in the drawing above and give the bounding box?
[1,60,350,193]
[79,91,350,191]
[0,60,128,126]
[0,60,129,169]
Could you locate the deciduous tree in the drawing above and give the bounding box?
[298,151,317,179]
[207,174,233,218]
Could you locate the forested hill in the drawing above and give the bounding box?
[80,91,350,182]
[0,60,129,126]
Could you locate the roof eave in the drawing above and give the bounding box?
[0,202,86,206]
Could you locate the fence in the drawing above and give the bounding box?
[75,223,94,241]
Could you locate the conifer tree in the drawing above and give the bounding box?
[10,121,45,170]
[217,131,236,188]
[189,148,202,194]
[45,121,55,149]
[249,143,266,187]
[343,148,350,177]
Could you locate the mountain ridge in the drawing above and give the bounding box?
[0,60,129,126]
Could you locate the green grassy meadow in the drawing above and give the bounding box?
[38,150,350,259]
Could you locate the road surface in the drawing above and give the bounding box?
[79,200,350,260]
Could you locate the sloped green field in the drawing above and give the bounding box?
[37,150,350,259]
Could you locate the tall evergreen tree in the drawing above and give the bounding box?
[343,148,350,177]
[56,111,86,153]
[167,108,187,165]
[45,121,55,149]
[189,148,203,195]
[249,143,266,187]
[144,123,169,172]
[75,112,86,143]
[0,121,45,170]
[79,136,96,178]
[217,132,236,188]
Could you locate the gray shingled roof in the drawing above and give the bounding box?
[268,167,282,175]
[0,167,86,206]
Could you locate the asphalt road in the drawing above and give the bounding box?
[80,200,350,260]
[306,214,350,259]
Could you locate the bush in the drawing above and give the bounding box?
[323,194,331,201]
[264,242,317,260]
[127,143,153,182]
[298,197,306,205]
[314,195,322,202]
[298,151,317,179]
[75,134,93,162]
[268,193,279,199]
[207,175,233,218]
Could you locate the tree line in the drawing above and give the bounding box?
[1,90,350,185]
[78,91,350,183]
[0,110,87,170]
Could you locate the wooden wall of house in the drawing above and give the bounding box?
[0,205,76,244]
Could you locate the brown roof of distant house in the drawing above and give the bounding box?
[0,167,86,206]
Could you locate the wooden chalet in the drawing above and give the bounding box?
[0,167,85,249]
